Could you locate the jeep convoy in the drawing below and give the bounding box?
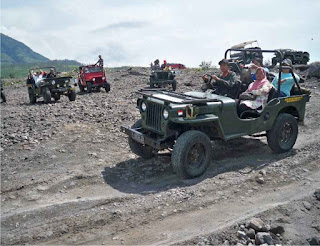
[122,49,311,179]
[23,48,311,180]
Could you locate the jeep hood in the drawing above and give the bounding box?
[147,91,235,107]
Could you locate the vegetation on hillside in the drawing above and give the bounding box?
[1,33,50,64]
[1,60,82,78]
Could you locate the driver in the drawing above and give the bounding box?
[202,59,238,98]
[46,68,56,78]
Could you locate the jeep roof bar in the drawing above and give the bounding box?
[225,49,301,97]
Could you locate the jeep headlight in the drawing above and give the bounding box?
[163,109,169,120]
[92,78,96,81]
[141,102,147,112]
[51,80,55,85]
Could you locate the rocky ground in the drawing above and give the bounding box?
[1,67,320,245]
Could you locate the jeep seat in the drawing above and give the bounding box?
[239,87,276,119]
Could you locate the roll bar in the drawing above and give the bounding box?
[224,49,301,97]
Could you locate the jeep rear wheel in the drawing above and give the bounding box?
[43,88,51,103]
[28,88,36,104]
[128,120,155,159]
[68,90,76,101]
[87,82,93,93]
[267,113,298,153]
[172,130,212,179]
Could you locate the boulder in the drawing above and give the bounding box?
[255,232,273,245]
[249,218,267,232]
[314,188,320,201]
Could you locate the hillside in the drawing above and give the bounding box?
[1,33,50,64]
[0,33,82,78]
[1,59,82,78]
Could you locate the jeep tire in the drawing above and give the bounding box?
[172,130,212,179]
[28,88,36,104]
[105,83,110,93]
[267,113,298,153]
[53,93,60,101]
[43,88,51,103]
[79,83,85,93]
[172,80,177,91]
[128,119,155,159]
[68,90,76,101]
[87,82,93,93]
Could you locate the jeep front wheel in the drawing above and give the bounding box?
[43,88,51,103]
[53,93,60,101]
[68,90,76,101]
[267,113,298,153]
[172,130,212,179]
[87,82,93,93]
[28,88,36,104]
[105,83,110,93]
[128,119,155,159]
[172,80,177,91]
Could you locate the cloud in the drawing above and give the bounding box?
[91,21,149,33]
[1,0,320,66]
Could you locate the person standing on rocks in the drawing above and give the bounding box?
[95,55,104,67]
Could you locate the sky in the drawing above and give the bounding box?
[1,0,320,67]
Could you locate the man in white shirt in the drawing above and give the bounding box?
[31,70,43,87]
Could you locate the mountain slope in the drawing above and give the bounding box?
[1,33,50,64]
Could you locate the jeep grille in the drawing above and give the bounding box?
[146,102,163,132]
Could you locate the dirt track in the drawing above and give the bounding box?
[1,68,320,245]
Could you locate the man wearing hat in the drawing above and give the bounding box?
[271,58,299,97]
[46,68,56,78]
[202,59,238,98]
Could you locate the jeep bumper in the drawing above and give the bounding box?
[51,88,69,93]
[121,126,167,150]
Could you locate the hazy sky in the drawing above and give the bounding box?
[1,0,320,67]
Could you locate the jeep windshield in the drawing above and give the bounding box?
[84,67,103,73]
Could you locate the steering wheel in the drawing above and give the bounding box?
[202,74,213,83]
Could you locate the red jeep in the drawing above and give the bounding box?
[78,65,110,93]
[167,63,186,69]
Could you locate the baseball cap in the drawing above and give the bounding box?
[281,58,292,67]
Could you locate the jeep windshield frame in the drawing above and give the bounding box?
[29,67,56,74]
[137,89,224,105]
[225,48,302,97]
[83,66,103,73]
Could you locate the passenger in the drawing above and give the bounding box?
[95,55,104,67]
[151,59,161,70]
[31,70,43,87]
[46,68,56,78]
[272,59,299,97]
[238,67,274,115]
[249,58,269,81]
[161,60,167,70]
[202,59,238,97]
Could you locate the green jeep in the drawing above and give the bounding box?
[121,49,310,179]
[150,70,177,91]
[26,67,76,104]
